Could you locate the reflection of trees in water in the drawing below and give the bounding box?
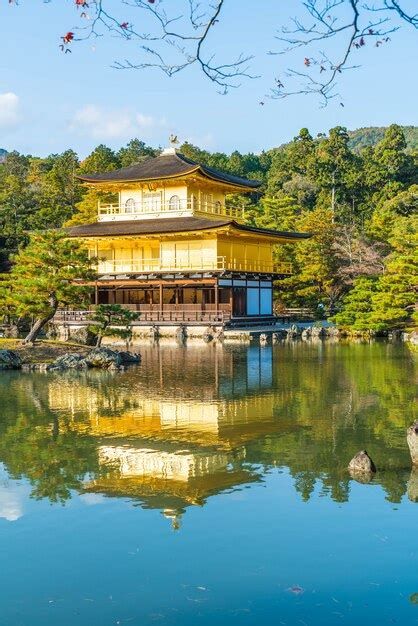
[246,342,416,503]
[0,342,415,508]
[0,373,100,503]
[0,417,99,503]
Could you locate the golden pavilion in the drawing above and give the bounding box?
[68,145,310,325]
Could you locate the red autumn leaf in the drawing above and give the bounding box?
[120,22,129,29]
[62,32,75,44]
[304,57,311,66]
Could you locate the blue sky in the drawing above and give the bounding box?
[0,0,417,157]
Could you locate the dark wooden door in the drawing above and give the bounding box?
[232,287,246,317]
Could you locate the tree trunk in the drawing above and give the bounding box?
[23,295,58,344]
[96,334,103,347]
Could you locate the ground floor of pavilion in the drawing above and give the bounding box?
[61,275,277,325]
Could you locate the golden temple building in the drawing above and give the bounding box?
[67,145,310,326]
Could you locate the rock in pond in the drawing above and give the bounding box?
[45,348,141,372]
[176,325,187,344]
[68,326,97,346]
[326,327,341,338]
[202,326,215,343]
[49,353,88,371]
[0,349,22,370]
[85,347,140,369]
[116,350,141,364]
[149,325,160,341]
[301,328,311,340]
[287,324,302,339]
[272,330,287,342]
[348,450,377,474]
[407,421,418,466]
[311,326,326,338]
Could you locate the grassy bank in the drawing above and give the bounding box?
[0,339,91,364]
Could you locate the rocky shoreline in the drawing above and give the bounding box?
[0,326,416,371]
[0,346,140,371]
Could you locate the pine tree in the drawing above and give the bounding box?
[117,139,157,167]
[65,189,101,226]
[253,194,301,231]
[1,231,96,343]
[87,304,140,347]
[78,144,120,174]
[284,207,340,313]
[32,150,82,228]
[368,217,418,331]
[332,277,379,330]
[368,184,418,242]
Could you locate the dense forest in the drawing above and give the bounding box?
[348,126,418,153]
[0,125,416,332]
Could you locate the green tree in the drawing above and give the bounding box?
[368,184,418,242]
[68,145,122,225]
[1,231,96,343]
[78,144,120,174]
[0,151,37,258]
[280,208,340,313]
[252,194,301,231]
[308,126,362,221]
[373,124,411,181]
[368,217,418,331]
[334,217,417,332]
[267,128,315,197]
[88,304,140,347]
[117,139,158,167]
[65,188,102,226]
[32,150,82,228]
[332,277,379,331]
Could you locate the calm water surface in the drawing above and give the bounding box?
[0,342,417,626]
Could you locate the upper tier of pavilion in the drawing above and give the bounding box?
[77,147,262,223]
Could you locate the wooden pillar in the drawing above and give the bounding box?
[159,283,163,317]
[214,281,219,314]
[94,282,98,306]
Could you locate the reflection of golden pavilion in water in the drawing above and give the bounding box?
[48,346,279,526]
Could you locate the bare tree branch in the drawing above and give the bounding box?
[10,0,418,102]
[270,0,400,104]
[63,0,256,92]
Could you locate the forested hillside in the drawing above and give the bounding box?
[0,126,416,332]
[348,126,418,153]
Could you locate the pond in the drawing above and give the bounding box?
[0,341,417,626]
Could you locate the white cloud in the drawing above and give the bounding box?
[69,104,166,140]
[0,92,20,127]
[0,486,24,522]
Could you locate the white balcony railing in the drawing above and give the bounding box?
[95,256,292,275]
[98,198,244,220]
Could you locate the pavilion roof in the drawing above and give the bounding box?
[77,149,261,190]
[67,216,311,241]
